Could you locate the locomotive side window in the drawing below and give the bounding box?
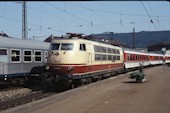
[102,55,107,60]
[108,55,112,60]
[94,45,100,52]
[95,54,101,61]
[101,47,107,53]
[11,49,21,62]
[80,44,86,51]
[117,50,120,54]
[117,56,120,60]
[34,51,42,62]
[112,49,116,54]
[113,55,117,61]
[61,43,73,50]
[107,48,112,53]
[51,43,60,50]
[24,50,32,62]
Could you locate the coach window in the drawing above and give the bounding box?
[24,50,32,62]
[0,48,8,63]
[11,49,21,62]
[34,51,42,62]
[128,54,130,61]
[136,55,139,60]
[130,54,133,60]
[80,44,86,51]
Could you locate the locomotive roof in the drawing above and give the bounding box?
[51,37,122,49]
[0,36,50,50]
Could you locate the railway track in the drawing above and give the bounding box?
[0,79,64,111]
[0,91,54,111]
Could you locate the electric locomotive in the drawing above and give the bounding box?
[41,34,125,88]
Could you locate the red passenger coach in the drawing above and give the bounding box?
[123,48,150,70]
[165,54,170,64]
[149,53,164,65]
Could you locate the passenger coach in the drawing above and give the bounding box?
[149,52,164,65]
[123,48,150,70]
[0,36,50,83]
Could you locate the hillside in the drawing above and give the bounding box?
[93,31,170,48]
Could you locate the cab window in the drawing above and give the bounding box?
[80,44,86,51]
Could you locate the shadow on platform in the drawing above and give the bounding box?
[123,81,138,84]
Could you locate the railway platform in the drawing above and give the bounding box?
[2,65,170,113]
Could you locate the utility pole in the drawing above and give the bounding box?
[133,28,135,49]
[22,1,28,40]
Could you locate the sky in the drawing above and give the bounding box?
[0,1,170,41]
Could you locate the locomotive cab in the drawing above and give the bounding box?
[48,39,89,65]
[45,38,91,78]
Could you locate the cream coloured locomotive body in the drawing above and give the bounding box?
[46,38,124,81]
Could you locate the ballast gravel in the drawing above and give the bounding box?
[0,88,32,102]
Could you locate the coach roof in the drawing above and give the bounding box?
[0,36,50,50]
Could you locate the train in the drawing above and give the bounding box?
[0,36,50,85]
[1,33,170,88]
[40,33,170,88]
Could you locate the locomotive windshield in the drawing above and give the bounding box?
[51,43,60,50]
[50,43,74,50]
[61,43,73,50]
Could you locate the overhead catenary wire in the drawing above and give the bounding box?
[147,2,164,30]
[68,2,123,31]
[67,2,169,33]
[140,1,158,31]
[0,15,65,33]
[44,2,111,34]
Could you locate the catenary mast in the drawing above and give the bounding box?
[22,1,28,40]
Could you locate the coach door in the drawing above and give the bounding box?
[0,48,8,75]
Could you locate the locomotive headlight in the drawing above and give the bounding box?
[67,67,73,71]
[46,66,50,70]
